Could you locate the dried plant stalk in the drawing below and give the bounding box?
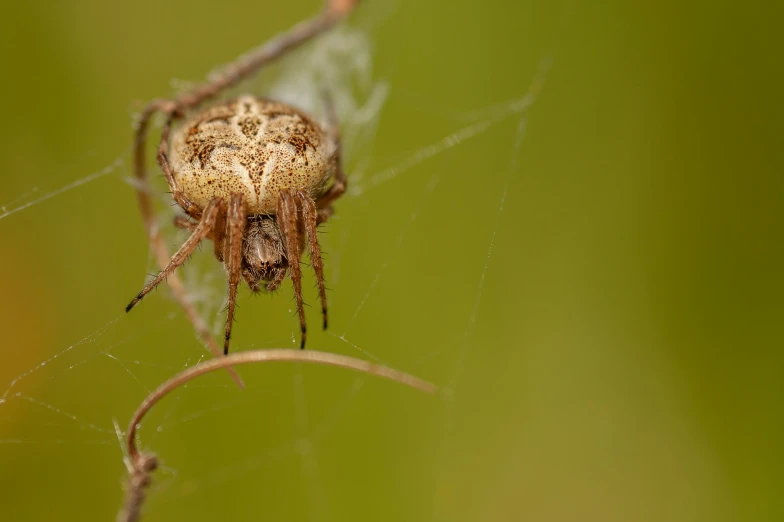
[118,349,437,522]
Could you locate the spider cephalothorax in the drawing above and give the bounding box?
[126,1,357,355]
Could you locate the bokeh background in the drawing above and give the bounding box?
[1,0,782,521]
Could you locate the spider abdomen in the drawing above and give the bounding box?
[169,95,334,214]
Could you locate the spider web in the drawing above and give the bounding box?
[0,2,725,522]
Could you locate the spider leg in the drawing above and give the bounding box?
[315,99,347,211]
[223,193,247,355]
[277,189,307,348]
[315,207,333,225]
[173,215,196,231]
[133,102,186,267]
[212,205,228,263]
[158,112,202,218]
[316,152,346,209]
[126,197,222,312]
[297,191,328,330]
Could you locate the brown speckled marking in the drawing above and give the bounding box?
[169,95,335,215]
[287,134,316,157]
[239,117,261,138]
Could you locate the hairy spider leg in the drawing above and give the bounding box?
[314,95,347,215]
[297,191,329,330]
[224,194,247,354]
[277,189,307,348]
[126,197,222,312]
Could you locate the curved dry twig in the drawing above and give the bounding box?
[118,349,436,522]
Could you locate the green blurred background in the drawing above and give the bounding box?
[1,0,782,521]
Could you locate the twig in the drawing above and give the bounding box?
[118,349,436,522]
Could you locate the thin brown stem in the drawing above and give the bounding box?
[120,348,435,521]
[117,453,157,522]
[173,1,361,112]
[125,349,437,464]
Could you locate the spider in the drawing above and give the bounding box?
[126,0,360,355]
